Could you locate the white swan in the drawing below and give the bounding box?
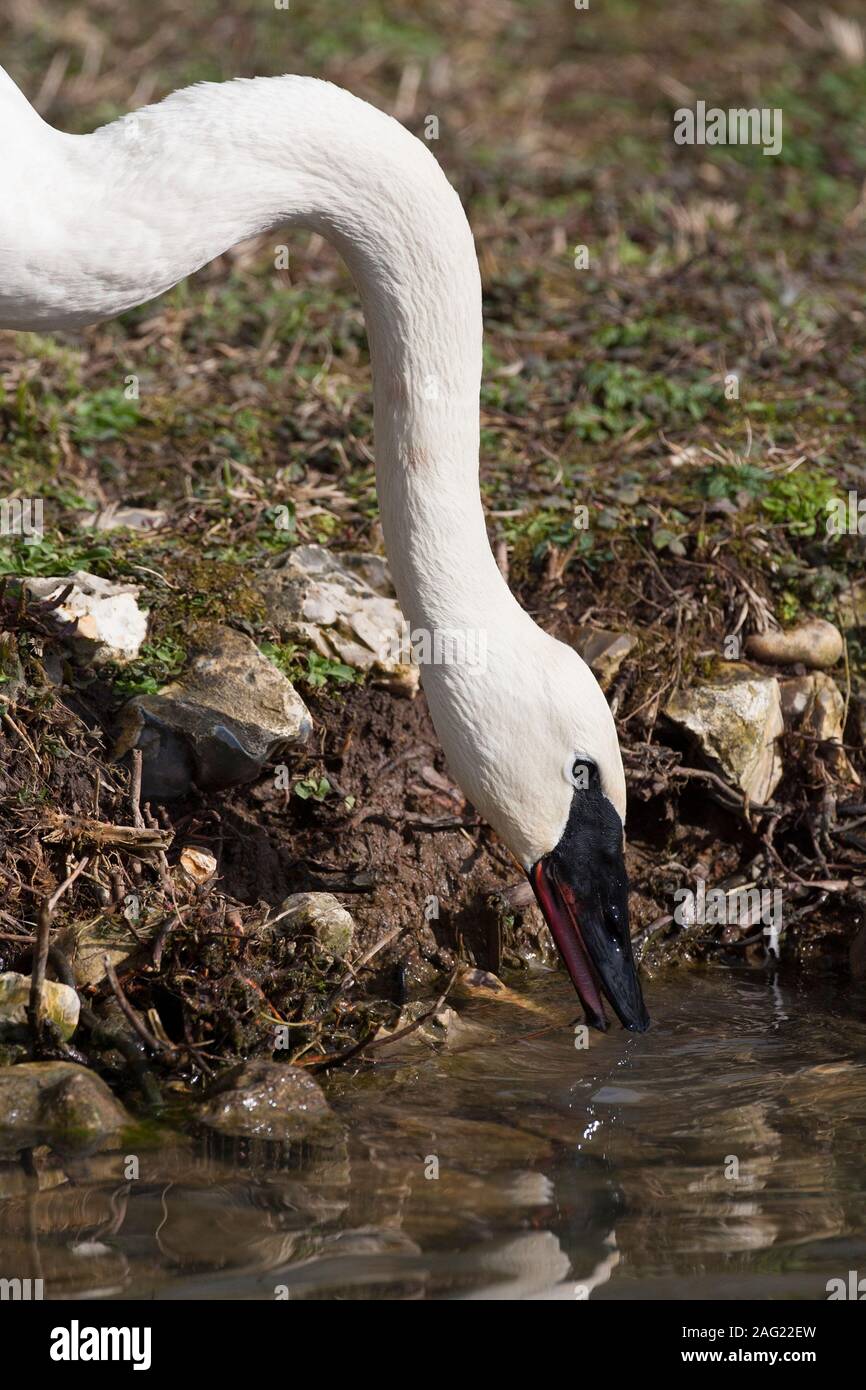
[0,65,649,1031]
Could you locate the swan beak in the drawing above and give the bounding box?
[529,841,650,1034]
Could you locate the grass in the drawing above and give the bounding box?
[1,0,864,619]
[259,642,363,690]
[109,637,188,696]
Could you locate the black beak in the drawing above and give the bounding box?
[529,771,649,1033]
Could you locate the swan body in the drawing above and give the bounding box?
[0,65,648,1031]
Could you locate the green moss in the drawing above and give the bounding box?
[108,636,187,696]
[260,642,362,690]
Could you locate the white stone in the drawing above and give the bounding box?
[23,570,148,663]
[666,665,784,804]
[261,544,418,695]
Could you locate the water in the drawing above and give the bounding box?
[3,965,866,1300]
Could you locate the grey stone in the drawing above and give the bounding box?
[114,623,312,799]
[0,1062,132,1157]
[569,626,637,688]
[0,973,80,1041]
[780,672,859,785]
[197,1060,333,1141]
[746,619,843,670]
[275,892,355,958]
[57,918,142,991]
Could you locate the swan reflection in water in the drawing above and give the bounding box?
[2,970,866,1300]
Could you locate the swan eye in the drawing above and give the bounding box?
[566,755,593,790]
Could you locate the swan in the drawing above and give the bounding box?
[0,64,649,1032]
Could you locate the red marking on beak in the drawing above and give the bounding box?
[531,859,608,1030]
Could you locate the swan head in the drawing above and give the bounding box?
[527,749,649,1035]
[424,628,649,1033]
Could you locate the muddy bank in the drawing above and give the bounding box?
[0,520,865,1133]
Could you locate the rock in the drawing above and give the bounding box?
[837,581,866,630]
[114,623,312,799]
[416,1003,462,1041]
[179,846,218,885]
[273,892,355,957]
[82,503,167,533]
[569,626,637,688]
[20,571,148,664]
[57,918,140,990]
[746,619,843,670]
[665,664,784,804]
[453,967,559,1019]
[0,973,80,1041]
[456,967,507,994]
[375,999,493,1051]
[260,544,418,695]
[780,673,859,784]
[197,1060,333,1141]
[0,1062,132,1157]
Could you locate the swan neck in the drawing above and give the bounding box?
[4,74,513,627]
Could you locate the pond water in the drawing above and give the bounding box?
[3,964,866,1300]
